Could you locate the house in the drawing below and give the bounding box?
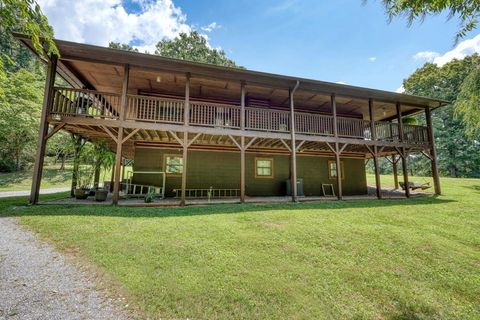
[15,34,448,205]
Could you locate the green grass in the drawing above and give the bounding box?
[0,165,72,192]
[0,176,479,319]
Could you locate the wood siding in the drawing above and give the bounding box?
[132,147,368,197]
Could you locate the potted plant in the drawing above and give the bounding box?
[95,188,108,201]
[74,166,94,199]
[144,191,155,203]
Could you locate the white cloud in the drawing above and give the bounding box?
[395,85,405,93]
[433,33,480,66]
[413,51,440,62]
[368,57,377,62]
[37,0,191,53]
[201,22,220,33]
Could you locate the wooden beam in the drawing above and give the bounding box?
[240,81,246,130]
[392,154,399,189]
[112,64,129,205]
[227,134,241,150]
[373,146,382,199]
[168,130,184,146]
[101,125,118,143]
[240,136,245,202]
[401,147,410,198]
[339,143,348,154]
[45,123,66,140]
[290,81,299,202]
[180,132,188,206]
[30,54,57,204]
[245,137,258,150]
[187,132,202,147]
[296,140,306,152]
[122,128,140,144]
[332,93,342,200]
[279,139,292,152]
[184,73,190,126]
[426,106,441,195]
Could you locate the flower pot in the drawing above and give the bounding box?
[95,189,108,202]
[74,188,89,200]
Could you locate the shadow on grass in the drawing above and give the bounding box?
[0,191,455,220]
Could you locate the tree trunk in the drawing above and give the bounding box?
[60,153,65,170]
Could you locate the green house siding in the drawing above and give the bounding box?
[132,147,367,197]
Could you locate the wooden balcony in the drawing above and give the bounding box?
[50,87,430,146]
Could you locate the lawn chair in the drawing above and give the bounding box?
[399,181,431,191]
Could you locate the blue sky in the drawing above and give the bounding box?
[38,0,480,92]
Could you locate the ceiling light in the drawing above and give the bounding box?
[156,76,161,83]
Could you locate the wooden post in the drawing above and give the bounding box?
[180,133,188,206]
[425,106,441,195]
[240,136,245,203]
[392,155,399,189]
[30,54,57,204]
[289,85,298,202]
[112,64,129,204]
[240,81,246,130]
[396,102,410,198]
[332,93,342,200]
[369,98,382,199]
[184,73,190,125]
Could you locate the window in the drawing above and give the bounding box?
[165,155,183,174]
[255,158,274,178]
[328,161,344,179]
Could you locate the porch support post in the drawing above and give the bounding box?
[396,102,410,198]
[425,106,441,195]
[289,81,299,202]
[184,73,190,125]
[392,155,399,189]
[112,64,129,205]
[30,54,57,204]
[240,82,246,203]
[369,98,382,199]
[180,133,188,206]
[240,136,245,203]
[332,93,342,200]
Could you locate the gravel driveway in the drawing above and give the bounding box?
[0,217,128,320]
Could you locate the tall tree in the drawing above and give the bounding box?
[455,65,480,138]
[402,55,480,178]
[108,42,138,52]
[0,0,58,57]
[376,0,480,43]
[155,31,240,68]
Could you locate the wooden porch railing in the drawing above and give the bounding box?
[126,94,184,123]
[51,87,120,119]
[49,87,430,145]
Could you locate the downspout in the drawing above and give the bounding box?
[290,80,300,202]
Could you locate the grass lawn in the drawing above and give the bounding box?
[0,164,72,192]
[0,176,479,319]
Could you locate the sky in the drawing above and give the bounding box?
[37,0,480,93]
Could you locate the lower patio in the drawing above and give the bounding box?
[40,186,433,207]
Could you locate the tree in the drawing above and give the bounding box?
[155,31,240,68]
[376,0,480,43]
[455,65,480,138]
[0,67,44,171]
[402,55,480,178]
[0,0,58,57]
[108,42,138,52]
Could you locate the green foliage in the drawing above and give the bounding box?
[155,31,241,68]
[376,0,480,44]
[455,65,480,138]
[0,0,58,57]
[108,42,139,52]
[402,54,480,177]
[0,67,44,171]
[144,191,155,203]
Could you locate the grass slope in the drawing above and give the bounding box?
[0,176,479,319]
